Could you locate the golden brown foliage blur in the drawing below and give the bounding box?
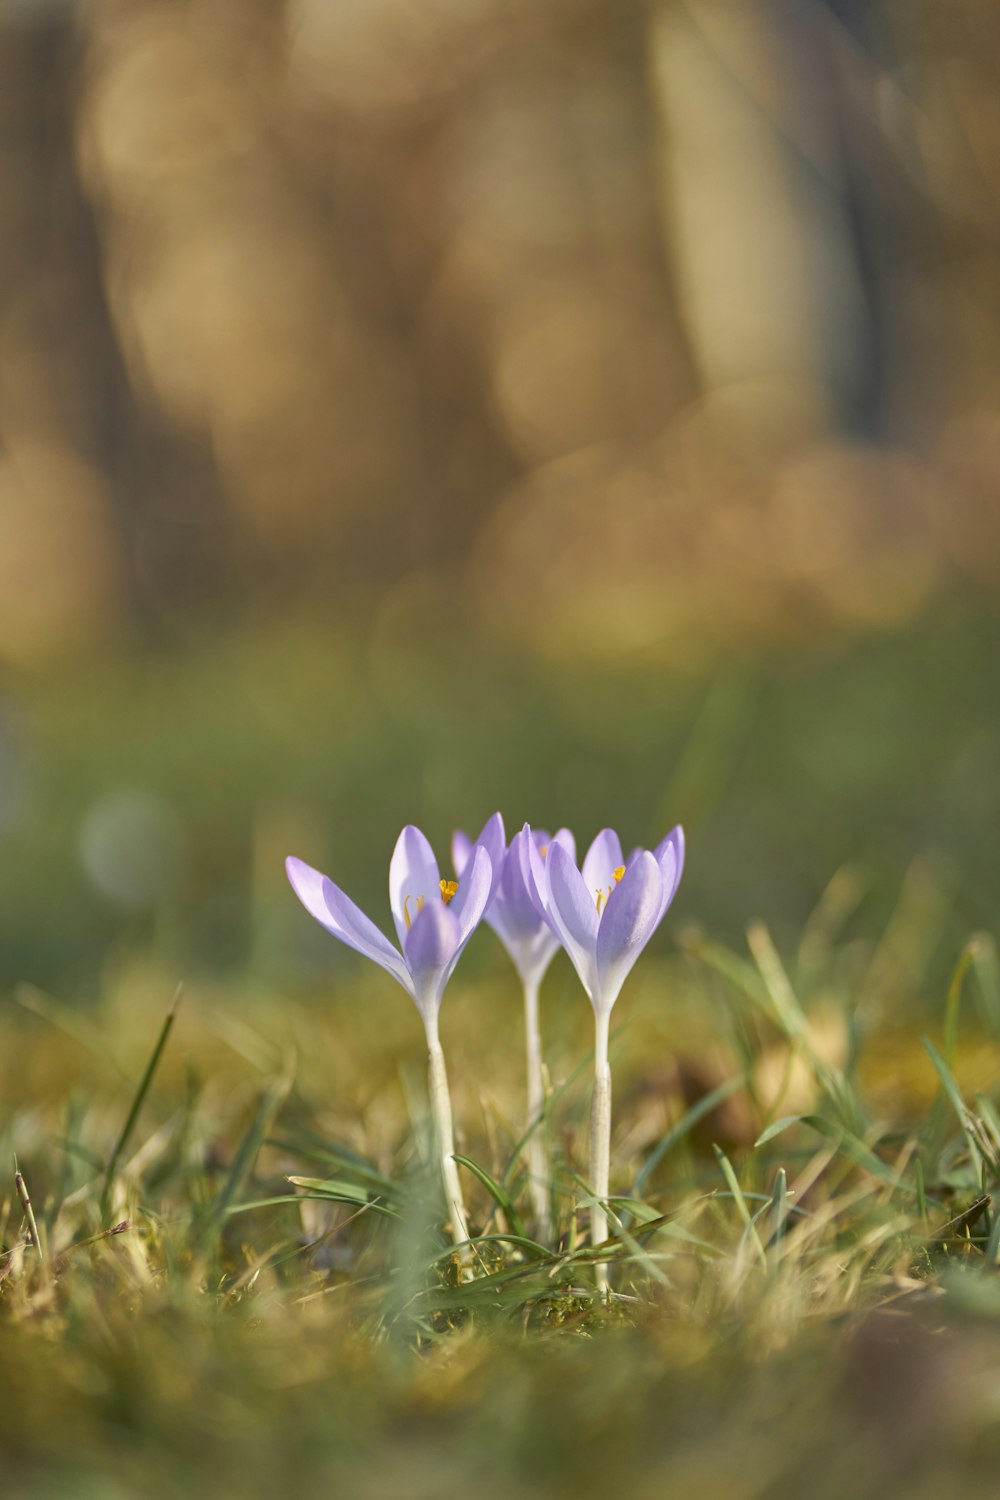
[3,0,1000,670]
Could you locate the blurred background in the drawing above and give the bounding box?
[0,0,998,1008]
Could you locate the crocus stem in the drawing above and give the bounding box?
[425,1019,469,1248]
[523,974,551,1242]
[589,1007,612,1294]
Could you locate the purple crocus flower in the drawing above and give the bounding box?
[523,822,684,1284]
[523,825,684,1018]
[286,814,502,1026]
[286,815,504,1248]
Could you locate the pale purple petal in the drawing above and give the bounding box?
[451,829,473,878]
[547,841,600,998]
[521,823,581,943]
[655,842,677,919]
[403,898,461,1015]
[286,855,331,930]
[581,829,626,906]
[482,898,508,945]
[595,851,663,1013]
[653,826,683,867]
[519,824,551,923]
[470,811,506,904]
[403,896,460,973]
[486,830,561,984]
[286,856,412,995]
[500,830,547,938]
[514,933,560,988]
[454,821,502,937]
[321,883,414,991]
[502,930,560,989]
[654,825,685,919]
[502,909,561,986]
[438,845,494,994]
[481,832,527,944]
[389,825,441,949]
[550,827,577,863]
[447,843,493,950]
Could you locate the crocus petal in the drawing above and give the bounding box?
[521,822,579,932]
[581,828,626,904]
[520,824,551,922]
[516,934,561,988]
[550,827,577,863]
[501,829,549,939]
[286,856,412,996]
[285,855,330,929]
[455,822,506,939]
[546,841,600,999]
[389,825,441,949]
[403,898,461,1015]
[595,851,663,1013]
[503,930,560,989]
[470,811,506,905]
[447,842,493,950]
[653,825,684,869]
[654,825,685,918]
[487,830,561,983]
[451,829,473,877]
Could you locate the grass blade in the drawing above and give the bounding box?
[713,1144,766,1266]
[755,1114,914,1194]
[452,1153,526,1238]
[768,1167,788,1252]
[268,1128,401,1198]
[287,1176,401,1220]
[634,1073,746,1194]
[921,1035,986,1180]
[196,1072,292,1255]
[747,923,808,1040]
[14,1164,47,1276]
[100,986,181,1223]
[500,1045,597,1191]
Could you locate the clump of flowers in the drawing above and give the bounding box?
[286,812,683,1286]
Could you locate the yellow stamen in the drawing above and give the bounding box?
[405,885,456,928]
[539,846,549,858]
[403,893,428,930]
[594,868,627,914]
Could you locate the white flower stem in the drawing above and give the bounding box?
[424,1016,469,1248]
[522,974,551,1242]
[589,1007,612,1294]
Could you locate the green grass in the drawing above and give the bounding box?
[4,899,1000,1498]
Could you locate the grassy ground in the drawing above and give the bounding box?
[3,901,1000,1498]
[2,598,1000,1497]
